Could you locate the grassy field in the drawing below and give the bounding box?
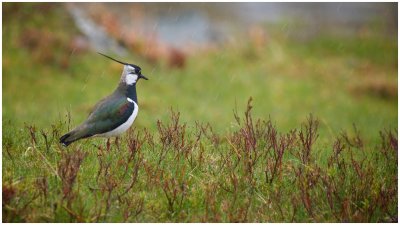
[2,3,398,222]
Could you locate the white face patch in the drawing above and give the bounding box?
[125,74,138,85]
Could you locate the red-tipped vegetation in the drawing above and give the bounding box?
[3,99,397,222]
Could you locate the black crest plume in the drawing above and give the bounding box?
[98,52,128,65]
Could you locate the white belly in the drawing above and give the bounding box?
[97,101,139,137]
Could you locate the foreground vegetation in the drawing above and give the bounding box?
[3,99,398,222]
[3,3,397,222]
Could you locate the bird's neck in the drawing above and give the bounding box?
[118,83,138,103]
[127,84,138,103]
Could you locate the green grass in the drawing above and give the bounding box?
[2,3,398,222]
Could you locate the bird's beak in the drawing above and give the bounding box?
[140,74,149,80]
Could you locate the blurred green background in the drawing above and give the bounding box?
[3,2,397,144]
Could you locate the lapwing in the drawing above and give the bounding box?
[59,53,148,146]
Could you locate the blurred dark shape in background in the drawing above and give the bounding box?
[168,48,186,69]
[62,2,396,69]
[4,2,396,70]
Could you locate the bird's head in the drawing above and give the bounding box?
[98,52,148,85]
[122,64,148,85]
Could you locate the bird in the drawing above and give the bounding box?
[59,53,148,146]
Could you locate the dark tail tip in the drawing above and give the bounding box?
[60,133,73,147]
